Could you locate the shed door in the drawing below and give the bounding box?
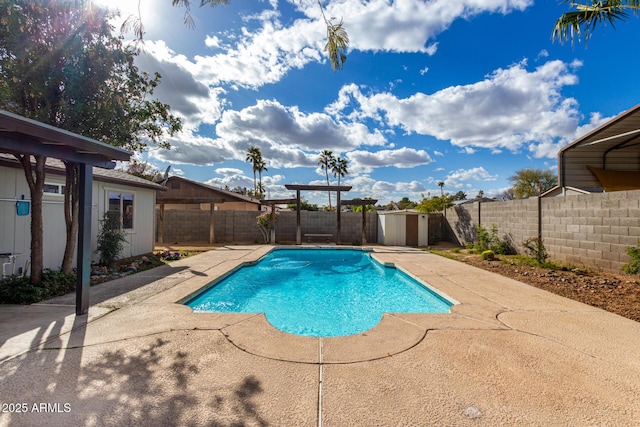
[405,215,418,246]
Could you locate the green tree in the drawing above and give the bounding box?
[553,0,640,45]
[287,199,319,211]
[416,195,453,214]
[245,146,262,196]
[256,156,268,199]
[0,0,181,280]
[509,168,558,198]
[452,191,467,201]
[318,150,335,209]
[397,197,416,210]
[331,156,348,186]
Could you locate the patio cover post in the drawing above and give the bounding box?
[76,163,92,315]
[209,202,215,244]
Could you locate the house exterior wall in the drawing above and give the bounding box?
[0,164,156,273]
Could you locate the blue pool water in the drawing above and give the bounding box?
[186,249,453,337]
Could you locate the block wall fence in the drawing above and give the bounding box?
[156,210,378,245]
[445,189,640,274]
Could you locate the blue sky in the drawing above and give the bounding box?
[97,0,640,205]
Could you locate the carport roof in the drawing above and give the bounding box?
[0,110,131,168]
[560,102,640,160]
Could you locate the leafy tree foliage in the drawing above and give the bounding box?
[416,195,453,214]
[122,159,164,182]
[287,199,319,211]
[509,168,557,198]
[0,0,181,279]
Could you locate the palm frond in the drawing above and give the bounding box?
[325,19,349,71]
[553,1,640,45]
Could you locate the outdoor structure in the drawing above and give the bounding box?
[0,110,131,314]
[261,198,298,243]
[341,199,377,244]
[0,154,163,270]
[547,102,640,196]
[377,210,429,247]
[284,184,352,244]
[156,176,261,244]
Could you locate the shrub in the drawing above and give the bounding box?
[523,237,549,267]
[469,224,514,255]
[481,250,495,261]
[96,211,127,267]
[0,269,76,304]
[622,240,640,275]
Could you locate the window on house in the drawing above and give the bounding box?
[108,191,134,230]
[44,182,65,195]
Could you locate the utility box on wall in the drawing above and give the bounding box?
[377,210,428,247]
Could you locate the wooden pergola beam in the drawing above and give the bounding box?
[284,184,353,244]
[340,199,378,245]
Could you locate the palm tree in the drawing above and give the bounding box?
[318,150,335,209]
[553,0,640,45]
[256,157,268,199]
[331,156,348,186]
[245,146,261,196]
[437,180,445,196]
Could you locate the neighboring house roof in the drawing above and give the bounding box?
[0,153,166,191]
[554,102,640,195]
[157,176,261,205]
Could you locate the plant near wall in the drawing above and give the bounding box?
[256,211,278,244]
[523,237,549,267]
[622,240,640,275]
[96,212,127,267]
[470,224,514,255]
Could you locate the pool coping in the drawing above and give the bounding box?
[138,244,593,364]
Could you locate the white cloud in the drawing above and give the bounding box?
[347,147,433,173]
[445,167,497,189]
[328,59,583,159]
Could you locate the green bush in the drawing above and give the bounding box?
[481,250,495,261]
[622,240,640,275]
[468,224,514,255]
[0,269,76,304]
[522,237,549,267]
[96,211,127,267]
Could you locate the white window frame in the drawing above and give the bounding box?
[106,189,136,231]
[43,182,65,196]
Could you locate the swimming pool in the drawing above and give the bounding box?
[185,248,454,337]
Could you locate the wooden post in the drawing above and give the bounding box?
[209,202,215,244]
[158,203,165,244]
[362,207,367,245]
[76,163,92,315]
[270,206,276,244]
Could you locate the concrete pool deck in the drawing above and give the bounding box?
[1,245,639,426]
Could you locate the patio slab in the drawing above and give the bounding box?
[1,245,639,426]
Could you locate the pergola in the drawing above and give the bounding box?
[261,198,298,243]
[0,110,131,315]
[284,184,352,244]
[340,199,378,244]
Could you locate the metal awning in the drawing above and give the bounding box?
[0,110,132,315]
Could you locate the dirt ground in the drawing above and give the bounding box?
[430,246,640,323]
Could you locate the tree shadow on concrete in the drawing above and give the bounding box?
[1,331,269,427]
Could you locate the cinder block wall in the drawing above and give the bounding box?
[157,210,378,245]
[445,190,640,273]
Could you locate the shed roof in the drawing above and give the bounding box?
[157,176,261,204]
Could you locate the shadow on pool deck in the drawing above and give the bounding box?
[1,245,640,426]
